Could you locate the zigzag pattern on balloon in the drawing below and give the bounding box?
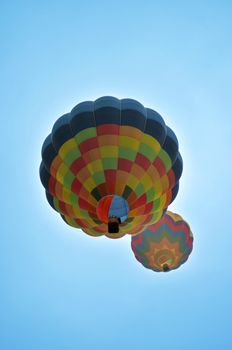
[40,97,183,238]
[131,211,193,271]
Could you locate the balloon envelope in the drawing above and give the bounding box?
[40,97,183,238]
[131,211,193,272]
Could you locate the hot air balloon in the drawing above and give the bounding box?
[131,211,193,272]
[40,96,183,238]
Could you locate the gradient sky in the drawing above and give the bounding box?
[1,1,232,349]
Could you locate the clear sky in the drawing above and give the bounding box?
[1,1,232,349]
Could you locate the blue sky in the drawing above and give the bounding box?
[1,1,232,349]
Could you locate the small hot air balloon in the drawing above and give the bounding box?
[40,97,183,238]
[131,211,193,272]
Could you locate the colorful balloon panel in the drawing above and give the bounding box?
[131,211,193,271]
[40,97,183,238]
[97,195,129,223]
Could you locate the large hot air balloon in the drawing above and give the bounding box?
[131,211,193,272]
[40,97,183,238]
